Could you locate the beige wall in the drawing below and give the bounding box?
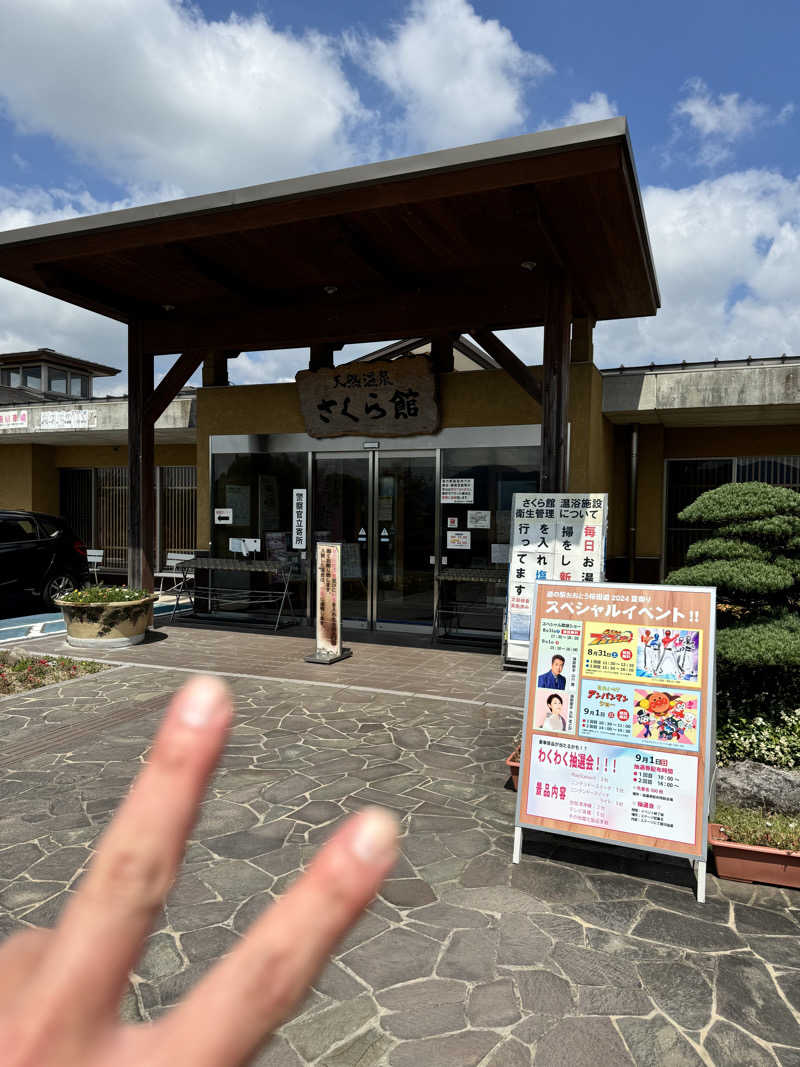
[0,441,196,516]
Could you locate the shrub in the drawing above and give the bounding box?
[717,710,800,769]
[665,482,800,736]
[58,585,151,604]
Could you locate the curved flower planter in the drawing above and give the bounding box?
[55,595,159,649]
[709,822,800,889]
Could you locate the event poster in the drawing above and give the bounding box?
[516,581,715,859]
[504,493,607,666]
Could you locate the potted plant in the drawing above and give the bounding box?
[710,804,800,889]
[55,585,158,649]
[506,732,522,791]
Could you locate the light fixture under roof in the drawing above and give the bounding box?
[520,260,536,272]
[161,304,175,311]
[324,285,338,295]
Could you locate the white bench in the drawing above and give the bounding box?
[87,549,104,584]
[154,552,195,618]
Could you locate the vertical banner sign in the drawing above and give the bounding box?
[505,493,607,666]
[292,489,307,550]
[305,543,352,665]
[514,580,716,896]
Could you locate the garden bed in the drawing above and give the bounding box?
[0,650,106,695]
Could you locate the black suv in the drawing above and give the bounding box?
[0,510,90,606]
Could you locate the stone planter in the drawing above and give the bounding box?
[709,822,800,889]
[506,747,521,791]
[55,595,159,649]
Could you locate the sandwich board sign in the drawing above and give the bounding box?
[513,580,716,902]
[504,492,607,667]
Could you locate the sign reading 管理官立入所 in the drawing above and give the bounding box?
[515,580,716,866]
[295,357,439,438]
[505,493,607,666]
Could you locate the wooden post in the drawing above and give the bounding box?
[430,334,455,373]
[570,316,595,364]
[541,273,572,493]
[128,321,155,591]
[309,344,335,371]
[202,350,238,386]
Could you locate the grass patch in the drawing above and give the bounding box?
[0,650,106,695]
[713,803,800,852]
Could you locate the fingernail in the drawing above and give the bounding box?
[350,807,399,865]
[178,677,230,728]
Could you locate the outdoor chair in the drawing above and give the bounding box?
[154,552,195,620]
[86,549,104,584]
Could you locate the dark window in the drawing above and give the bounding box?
[69,373,89,398]
[0,517,37,543]
[0,366,21,387]
[22,366,42,389]
[48,368,68,393]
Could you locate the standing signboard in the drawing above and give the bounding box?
[514,580,716,901]
[504,493,607,667]
[305,542,352,665]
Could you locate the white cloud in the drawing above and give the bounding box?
[672,77,794,168]
[0,0,367,197]
[349,0,552,152]
[561,91,618,127]
[597,169,800,364]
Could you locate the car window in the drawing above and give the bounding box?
[37,517,62,538]
[0,518,37,543]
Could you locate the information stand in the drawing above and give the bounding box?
[513,580,716,903]
[305,542,352,665]
[504,493,607,668]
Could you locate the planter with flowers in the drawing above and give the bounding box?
[710,804,800,889]
[55,586,158,649]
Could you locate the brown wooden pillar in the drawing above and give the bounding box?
[430,334,455,373]
[128,321,155,591]
[570,316,595,364]
[309,344,335,371]
[541,273,572,493]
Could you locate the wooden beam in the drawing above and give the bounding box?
[470,330,542,405]
[541,273,573,493]
[452,335,498,370]
[146,349,206,423]
[430,334,455,373]
[34,263,160,322]
[202,350,239,387]
[141,279,548,354]
[570,316,595,364]
[128,322,155,591]
[309,344,335,371]
[336,218,417,291]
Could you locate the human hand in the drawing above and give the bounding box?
[0,675,398,1066]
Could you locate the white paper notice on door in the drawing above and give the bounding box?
[447,530,471,549]
[441,478,474,504]
[468,510,491,528]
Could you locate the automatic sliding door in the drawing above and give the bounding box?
[313,455,371,626]
[374,453,436,629]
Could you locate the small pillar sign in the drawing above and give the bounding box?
[305,542,352,665]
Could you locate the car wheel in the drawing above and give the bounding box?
[42,574,76,607]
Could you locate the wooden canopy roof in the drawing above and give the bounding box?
[0,118,659,356]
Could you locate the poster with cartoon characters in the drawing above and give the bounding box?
[516,580,716,862]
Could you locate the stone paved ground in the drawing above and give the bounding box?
[2,650,800,1065]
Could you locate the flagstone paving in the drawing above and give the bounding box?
[1,659,800,1066]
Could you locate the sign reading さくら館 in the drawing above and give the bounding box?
[505,493,607,666]
[515,580,716,864]
[296,356,439,438]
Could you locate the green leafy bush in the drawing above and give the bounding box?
[717,710,800,768]
[666,482,800,741]
[58,585,152,604]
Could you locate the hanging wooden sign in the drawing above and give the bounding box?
[295,356,439,438]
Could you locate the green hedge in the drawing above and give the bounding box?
[665,559,794,596]
[715,617,800,723]
[679,481,800,524]
[685,538,767,563]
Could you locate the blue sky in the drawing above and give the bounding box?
[0,0,797,392]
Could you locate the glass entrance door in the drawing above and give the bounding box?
[312,454,371,626]
[373,453,436,630]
